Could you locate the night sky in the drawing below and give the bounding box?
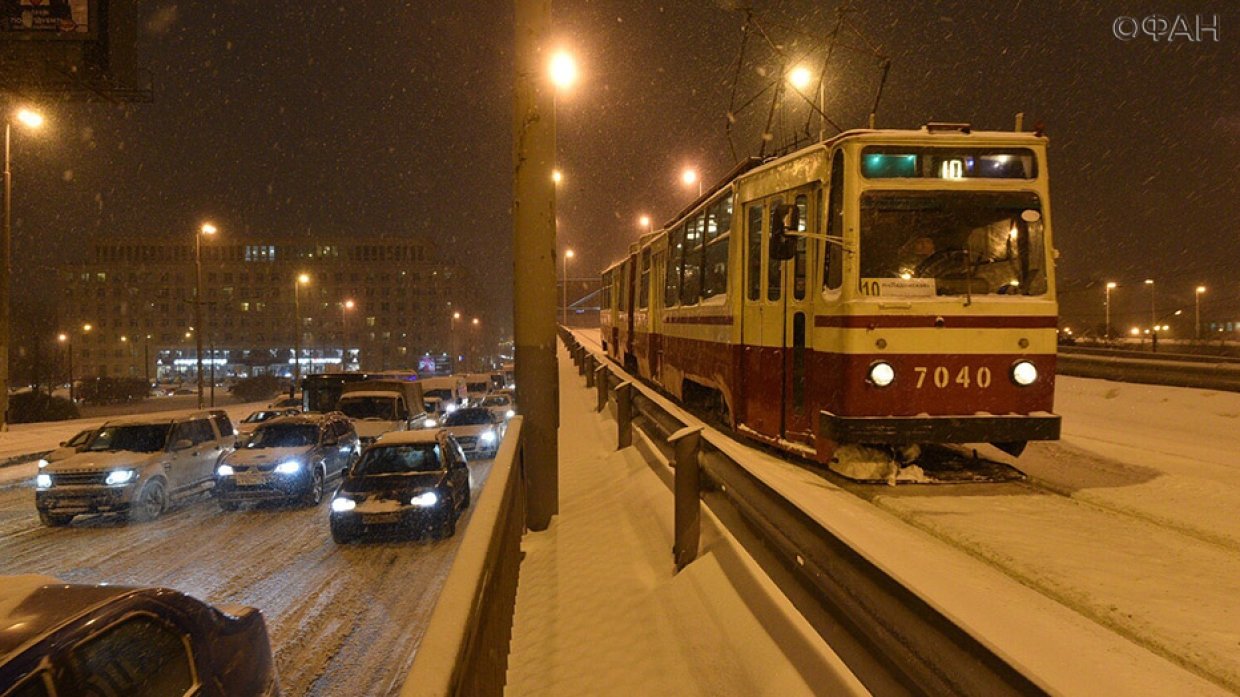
[6,0,1238,337]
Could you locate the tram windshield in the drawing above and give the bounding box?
[859,190,1048,297]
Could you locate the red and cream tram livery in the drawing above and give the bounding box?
[600,124,1060,464]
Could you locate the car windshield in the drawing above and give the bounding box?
[338,397,397,420]
[445,408,492,426]
[467,382,489,393]
[85,425,171,453]
[67,429,95,447]
[353,444,442,475]
[242,411,281,423]
[246,424,318,448]
[482,396,509,407]
[423,388,454,401]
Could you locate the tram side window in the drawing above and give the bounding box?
[638,249,650,309]
[794,193,809,300]
[681,213,704,305]
[703,196,732,300]
[665,225,684,308]
[824,154,844,290]
[746,204,763,301]
[767,198,783,302]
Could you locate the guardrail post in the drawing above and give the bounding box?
[585,355,596,387]
[616,382,633,449]
[670,426,703,572]
[595,366,608,412]
[577,349,587,376]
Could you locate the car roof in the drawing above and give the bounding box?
[373,429,442,446]
[101,410,219,428]
[261,413,339,427]
[0,576,134,658]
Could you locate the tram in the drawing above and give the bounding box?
[600,123,1060,465]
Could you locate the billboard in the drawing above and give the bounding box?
[1,0,95,39]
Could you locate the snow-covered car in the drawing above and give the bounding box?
[478,393,517,422]
[329,429,470,543]
[36,428,98,469]
[0,575,279,696]
[237,407,301,438]
[441,407,505,459]
[34,412,236,526]
[214,413,359,509]
[267,393,303,409]
[418,395,445,429]
[462,373,492,406]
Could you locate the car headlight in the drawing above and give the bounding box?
[105,469,137,486]
[35,473,52,489]
[423,417,438,428]
[216,464,235,477]
[480,430,497,444]
[444,403,457,413]
[275,461,302,475]
[505,409,515,419]
[331,497,357,512]
[1011,360,1038,386]
[410,491,439,507]
[868,361,895,387]
[37,458,49,469]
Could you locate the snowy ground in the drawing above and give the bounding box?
[505,344,863,696]
[0,408,495,696]
[569,328,1227,694]
[871,377,1240,692]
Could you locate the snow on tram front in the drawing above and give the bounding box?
[599,123,1060,473]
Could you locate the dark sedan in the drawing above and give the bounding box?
[329,429,470,543]
[0,575,279,696]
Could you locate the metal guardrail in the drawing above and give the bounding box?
[1057,348,1240,392]
[401,417,526,697]
[559,328,1044,696]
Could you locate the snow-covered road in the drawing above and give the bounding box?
[0,453,494,696]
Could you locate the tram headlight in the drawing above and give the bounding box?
[867,361,895,387]
[1011,360,1038,386]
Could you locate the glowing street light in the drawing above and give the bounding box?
[2,107,48,429]
[1104,282,1117,342]
[293,274,311,383]
[562,249,574,325]
[788,65,812,91]
[341,299,355,369]
[194,222,218,408]
[1195,285,1207,339]
[638,214,653,235]
[552,168,563,184]
[549,50,578,90]
[681,167,701,197]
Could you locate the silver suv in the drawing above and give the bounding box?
[35,411,236,526]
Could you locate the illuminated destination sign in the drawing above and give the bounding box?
[1,0,92,38]
[861,147,1037,180]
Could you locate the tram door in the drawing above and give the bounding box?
[780,190,817,445]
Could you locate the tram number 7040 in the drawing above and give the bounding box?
[913,365,992,389]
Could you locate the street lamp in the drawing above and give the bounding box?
[638,214,652,236]
[194,222,217,408]
[2,107,46,430]
[681,167,701,197]
[1195,286,1207,339]
[293,274,310,384]
[469,317,480,372]
[549,50,578,90]
[562,249,574,326]
[451,310,461,372]
[57,333,72,403]
[341,299,355,370]
[1104,282,1117,342]
[1144,279,1157,352]
[787,64,827,141]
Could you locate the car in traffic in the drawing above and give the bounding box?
[0,574,279,696]
[34,411,236,526]
[237,407,301,439]
[267,393,303,409]
[329,429,470,543]
[36,428,98,470]
[479,393,517,422]
[462,373,493,405]
[214,412,359,509]
[441,407,505,459]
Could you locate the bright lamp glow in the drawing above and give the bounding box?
[15,109,44,129]
[424,417,438,428]
[331,497,356,512]
[445,403,457,413]
[37,458,49,469]
[505,409,515,419]
[480,430,497,444]
[549,51,578,89]
[1012,361,1038,386]
[868,362,895,387]
[216,464,235,477]
[200,223,217,235]
[105,469,136,486]
[410,491,439,508]
[788,65,812,91]
[681,168,698,186]
[35,473,52,488]
[297,273,311,284]
[275,461,302,475]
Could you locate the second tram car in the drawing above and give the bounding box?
[600,124,1060,465]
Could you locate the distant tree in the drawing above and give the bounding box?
[231,375,283,402]
[10,392,80,424]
